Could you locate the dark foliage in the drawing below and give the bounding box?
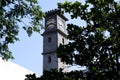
[0,0,45,60]
[26,0,120,80]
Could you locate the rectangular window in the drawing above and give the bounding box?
[48,56,51,63]
[48,37,51,43]
[62,38,64,44]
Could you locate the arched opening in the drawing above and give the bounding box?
[48,56,51,63]
[62,38,64,44]
[48,37,51,43]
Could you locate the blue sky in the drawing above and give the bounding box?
[9,0,85,76]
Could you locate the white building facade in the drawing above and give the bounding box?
[0,58,33,80]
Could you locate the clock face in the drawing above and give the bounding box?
[46,18,56,25]
[46,18,56,30]
[46,24,55,30]
[58,19,64,31]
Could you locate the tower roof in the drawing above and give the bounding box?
[45,9,68,21]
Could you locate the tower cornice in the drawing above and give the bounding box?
[41,29,67,37]
[42,50,56,55]
[45,9,68,21]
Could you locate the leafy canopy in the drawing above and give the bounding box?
[57,0,120,79]
[26,0,120,80]
[0,0,45,60]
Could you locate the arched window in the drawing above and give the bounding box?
[48,56,51,63]
[62,38,64,44]
[48,37,51,43]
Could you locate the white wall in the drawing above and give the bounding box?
[0,58,34,80]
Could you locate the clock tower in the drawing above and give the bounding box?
[42,9,68,72]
